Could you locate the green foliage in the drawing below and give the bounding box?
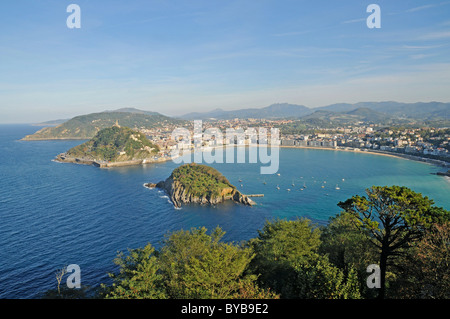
[101,227,277,300]
[171,163,235,197]
[24,111,186,140]
[319,212,379,298]
[158,227,275,299]
[338,185,450,298]
[67,126,159,162]
[102,244,166,299]
[247,218,361,299]
[390,222,450,299]
[293,255,361,299]
[248,218,319,297]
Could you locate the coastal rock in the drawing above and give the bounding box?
[147,164,255,208]
[436,170,450,177]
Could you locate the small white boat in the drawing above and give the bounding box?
[335,184,340,190]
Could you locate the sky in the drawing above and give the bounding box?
[1,0,450,123]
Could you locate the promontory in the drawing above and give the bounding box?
[145,163,255,208]
[55,126,162,167]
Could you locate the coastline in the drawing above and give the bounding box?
[278,145,450,169]
[53,145,449,170]
[54,154,174,168]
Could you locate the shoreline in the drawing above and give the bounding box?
[54,154,173,168]
[278,145,450,169]
[53,144,449,171]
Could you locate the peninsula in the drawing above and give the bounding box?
[145,163,255,208]
[55,126,163,167]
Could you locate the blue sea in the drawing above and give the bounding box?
[0,124,449,299]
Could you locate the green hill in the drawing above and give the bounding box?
[62,126,160,162]
[147,163,254,207]
[23,109,185,140]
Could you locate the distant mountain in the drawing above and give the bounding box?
[180,101,450,121]
[180,103,311,120]
[22,108,186,140]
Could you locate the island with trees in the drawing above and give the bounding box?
[55,125,162,167]
[145,163,255,208]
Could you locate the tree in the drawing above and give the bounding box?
[248,218,321,297]
[158,227,276,299]
[294,255,361,299]
[396,221,450,298]
[338,185,449,299]
[319,212,379,298]
[102,244,166,299]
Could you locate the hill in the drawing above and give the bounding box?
[56,126,160,163]
[179,101,450,121]
[23,108,186,140]
[145,163,254,208]
[180,103,311,120]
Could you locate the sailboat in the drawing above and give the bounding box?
[276,185,280,190]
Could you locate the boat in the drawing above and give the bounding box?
[276,185,280,190]
[287,189,291,192]
[335,184,340,190]
[277,173,281,176]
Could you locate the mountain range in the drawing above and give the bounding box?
[179,101,449,121]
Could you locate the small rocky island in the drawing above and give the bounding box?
[145,163,255,208]
[55,125,161,167]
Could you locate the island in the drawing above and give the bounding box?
[145,163,255,208]
[55,125,164,167]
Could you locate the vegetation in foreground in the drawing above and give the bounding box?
[43,185,449,299]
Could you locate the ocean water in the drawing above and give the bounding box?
[0,124,449,299]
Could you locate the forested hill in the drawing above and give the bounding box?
[63,126,159,162]
[23,109,186,140]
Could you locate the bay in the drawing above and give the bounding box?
[0,124,448,298]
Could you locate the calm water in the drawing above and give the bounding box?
[0,124,449,299]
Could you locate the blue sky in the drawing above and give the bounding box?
[1,0,450,123]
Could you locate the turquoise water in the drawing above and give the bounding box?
[0,125,449,298]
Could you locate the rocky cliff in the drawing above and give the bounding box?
[145,164,254,208]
